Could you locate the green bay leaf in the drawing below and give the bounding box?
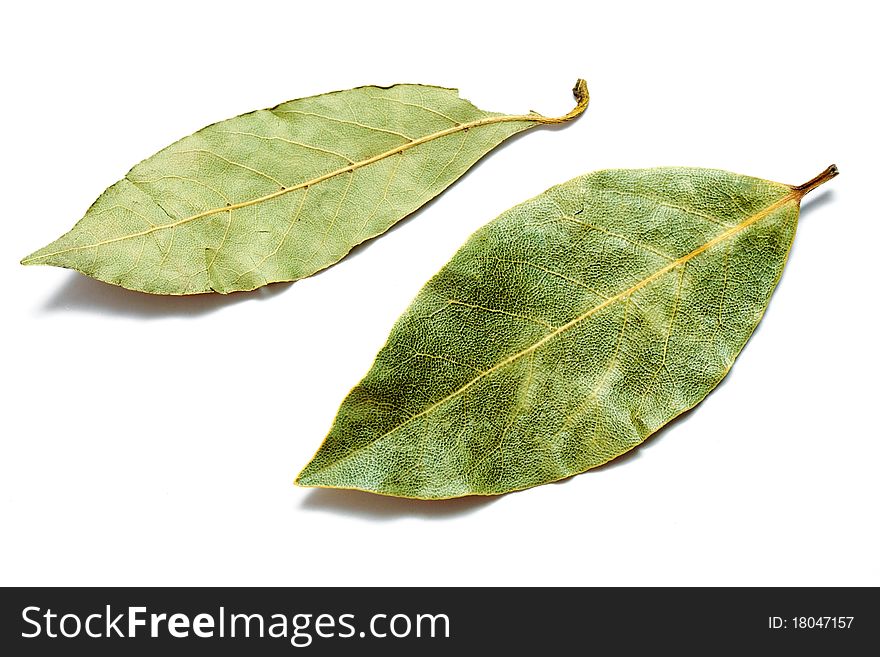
[297,165,838,499]
[22,80,588,294]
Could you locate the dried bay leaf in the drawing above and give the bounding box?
[297,165,838,499]
[22,81,589,294]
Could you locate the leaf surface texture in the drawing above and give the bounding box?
[23,81,588,294]
[297,166,837,498]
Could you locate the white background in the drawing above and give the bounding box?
[2,0,877,586]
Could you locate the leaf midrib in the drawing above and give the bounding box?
[23,112,546,263]
[309,189,799,474]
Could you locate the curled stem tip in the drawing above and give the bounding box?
[534,78,590,124]
[793,164,839,197]
[573,78,589,106]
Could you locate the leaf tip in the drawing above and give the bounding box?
[294,465,319,488]
[295,461,351,492]
[20,250,43,266]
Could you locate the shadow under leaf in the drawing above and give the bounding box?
[39,273,292,319]
[298,487,498,521]
[798,188,835,219]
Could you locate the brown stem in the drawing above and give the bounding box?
[792,164,839,197]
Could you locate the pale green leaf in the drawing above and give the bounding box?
[297,165,838,499]
[22,80,589,294]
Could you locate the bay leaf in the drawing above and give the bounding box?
[296,165,838,499]
[22,80,589,294]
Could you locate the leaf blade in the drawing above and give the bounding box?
[22,81,589,294]
[297,166,836,499]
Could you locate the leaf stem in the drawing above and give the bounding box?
[792,164,839,197]
[533,79,590,124]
